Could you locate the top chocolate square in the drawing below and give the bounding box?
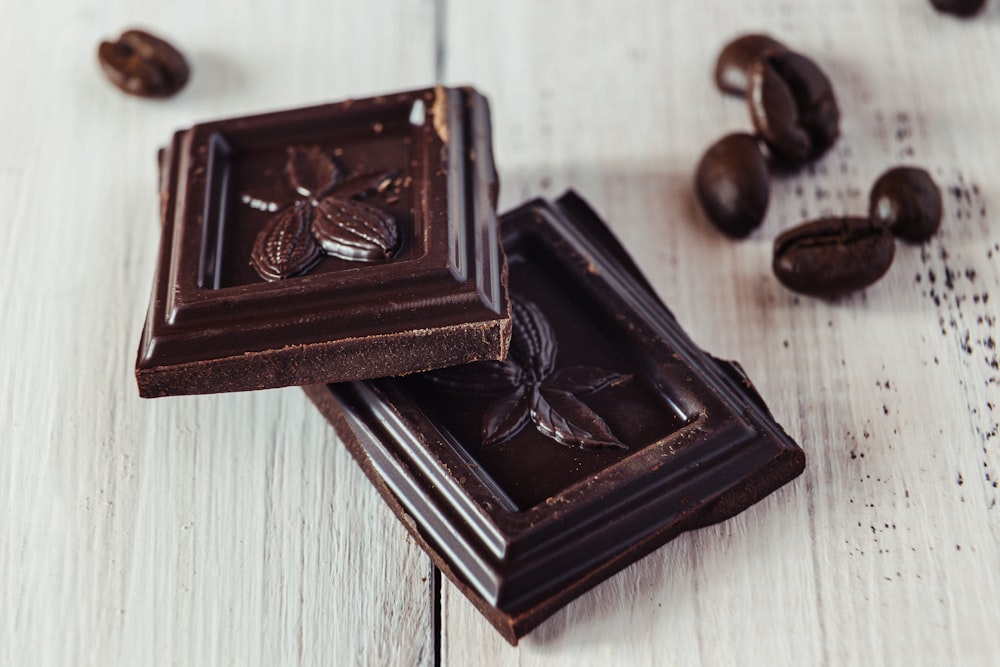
[136,87,510,397]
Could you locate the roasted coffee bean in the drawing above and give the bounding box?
[749,50,839,166]
[773,217,895,297]
[694,133,770,238]
[930,0,987,17]
[98,29,189,98]
[869,167,942,243]
[715,34,786,96]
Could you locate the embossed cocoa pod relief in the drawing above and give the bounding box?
[772,217,895,298]
[425,296,631,451]
[250,201,322,281]
[508,299,556,381]
[98,29,190,98]
[311,197,400,262]
[244,145,401,281]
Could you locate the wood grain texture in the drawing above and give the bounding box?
[0,2,438,666]
[2,0,999,665]
[441,1,1000,665]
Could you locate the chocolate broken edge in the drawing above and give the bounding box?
[304,191,805,643]
[136,87,510,397]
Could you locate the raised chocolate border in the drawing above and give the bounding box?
[136,87,510,397]
[304,192,805,643]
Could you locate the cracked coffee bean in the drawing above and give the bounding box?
[98,29,190,98]
[869,166,942,244]
[773,217,895,298]
[930,0,987,16]
[715,34,786,96]
[749,50,839,166]
[694,133,770,238]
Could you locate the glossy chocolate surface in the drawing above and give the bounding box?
[305,191,805,643]
[136,87,510,397]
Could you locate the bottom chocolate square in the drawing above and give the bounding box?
[304,191,805,644]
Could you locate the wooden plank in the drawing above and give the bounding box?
[441,1,1000,664]
[0,2,438,665]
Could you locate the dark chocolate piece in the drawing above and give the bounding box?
[694,133,770,238]
[869,166,942,243]
[98,29,190,98]
[136,87,511,397]
[773,216,896,298]
[305,191,805,644]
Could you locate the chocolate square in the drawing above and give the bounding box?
[136,87,510,397]
[305,192,805,643]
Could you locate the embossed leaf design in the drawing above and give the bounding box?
[482,386,532,449]
[423,360,521,395]
[328,169,400,201]
[286,145,339,198]
[311,197,400,262]
[533,388,627,450]
[547,367,631,397]
[423,295,631,452]
[245,146,401,280]
[509,299,556,381]
[250,202,322,281]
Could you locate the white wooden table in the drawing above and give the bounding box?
[3,1,999,665]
